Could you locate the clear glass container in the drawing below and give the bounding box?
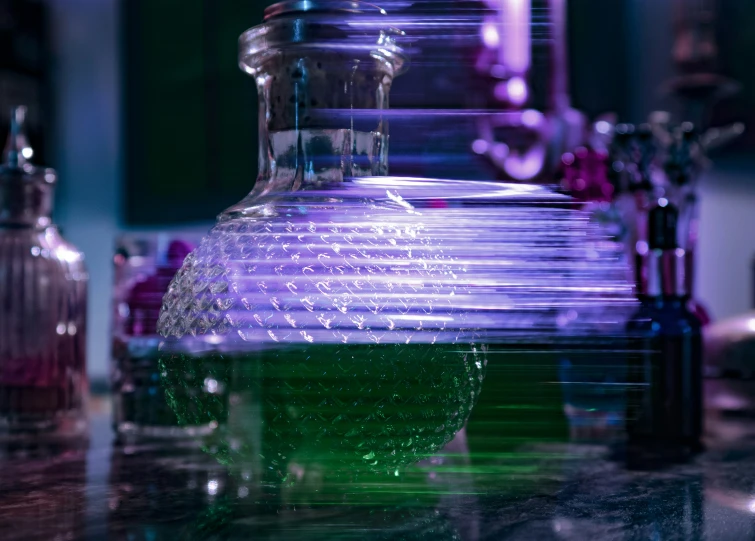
[156,1,636,485]
[0,106,88,442]
[111,233,208,439]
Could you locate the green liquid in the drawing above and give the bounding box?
[159,343,485,477]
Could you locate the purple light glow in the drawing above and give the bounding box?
[503,145,545,180]
[482,20,499,48]
[493,77,528,106]
[508,77,528,106]
[492,143,509,160]
[520,108,541,128]
[500,0,530,74]
[472,139,489,155]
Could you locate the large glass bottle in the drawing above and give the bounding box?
[0,106,88,441]
[156,1,636,486]
[626,202,703,459]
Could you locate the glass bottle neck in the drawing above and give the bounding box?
[253,127,389,194]
[645,247,687,299]
[220,57,396,221]
[0,172,54,228]
[1,107,54,228]
[253,61,391,188]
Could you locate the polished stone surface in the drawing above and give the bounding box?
[2,398,755,540]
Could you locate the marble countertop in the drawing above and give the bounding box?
[2,398,755,541]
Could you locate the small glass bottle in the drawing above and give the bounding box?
[626,202,703,459]
[111,236,206,439]
[0,106,88,442]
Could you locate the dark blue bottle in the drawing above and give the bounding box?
[626,201,703,456]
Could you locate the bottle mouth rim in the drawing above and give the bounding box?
[239,1,407,76]
[264,0,387,20]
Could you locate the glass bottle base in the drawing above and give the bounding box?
[114,421,219,442]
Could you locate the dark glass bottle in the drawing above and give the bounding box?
[626,202,703,458]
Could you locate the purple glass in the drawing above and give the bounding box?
[0,107,88,442]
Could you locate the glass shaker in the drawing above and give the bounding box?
[0,106,88,442]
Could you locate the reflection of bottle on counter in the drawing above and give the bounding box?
[0,449,87,539]
[107,442,230,540]
[112,239,209,440]
[626,202,703,459]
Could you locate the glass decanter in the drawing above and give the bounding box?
[157,1,636,487]
[0,106,88,442]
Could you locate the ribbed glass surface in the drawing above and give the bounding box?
[0,226,87,439]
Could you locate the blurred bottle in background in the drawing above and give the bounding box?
[111,233,219,441]
[0,106,88,444]
[626,202,703,462]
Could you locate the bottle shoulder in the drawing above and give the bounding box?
[0,226,87,275]
[42,227,87,269]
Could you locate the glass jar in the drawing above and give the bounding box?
[157,1,636,485]
[111,233,207,440]
[0,107,88,442]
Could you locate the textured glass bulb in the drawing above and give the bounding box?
[157,199,485,475]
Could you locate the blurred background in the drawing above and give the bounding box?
[3,0,755,382]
